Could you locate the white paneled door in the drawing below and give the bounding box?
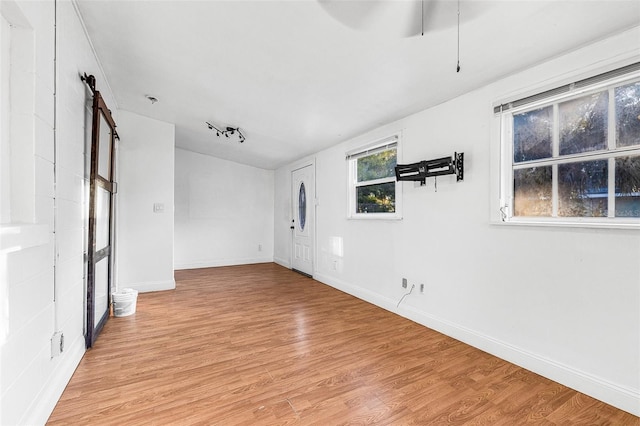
[291,164,314,277]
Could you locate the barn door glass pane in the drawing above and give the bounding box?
[94,257,109,325]
[96,186,110,249]
[98,112,112,179]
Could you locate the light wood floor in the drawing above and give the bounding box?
[48,263,638,425]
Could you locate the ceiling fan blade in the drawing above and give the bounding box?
[318,0,422,38]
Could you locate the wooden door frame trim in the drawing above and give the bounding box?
[290,160,316,277]
[86,89,117,348]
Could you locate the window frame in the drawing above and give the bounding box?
[347,134,402,220]
[497,65,640,229]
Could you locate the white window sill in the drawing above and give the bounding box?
[491,218,640,231]
[348,214,403,221]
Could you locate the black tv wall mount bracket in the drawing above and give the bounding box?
[395,152,464,186]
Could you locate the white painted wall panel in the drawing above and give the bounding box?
[7,269,53,335]
[54,166,84,203]
[0,305,55,423]
[34,74,54,126]
[274,27,640,415]
[116,110,175,292]
[174,148,274,269]
[34,114,54,162]
[3,240,51,285]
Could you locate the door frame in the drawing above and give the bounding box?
[290,159,316,277]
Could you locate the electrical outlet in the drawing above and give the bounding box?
[51,331,64,358]
[258,244,262,252]
[420,283,424,293]
[402,278,407,288]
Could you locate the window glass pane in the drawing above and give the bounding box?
[513,106,553,163]
[513,166,552,216]
[98,112,112,179]
[615,82,640,148]
[357,148,396,182]
[559,91,608,155]
[356,182,395,213]
[94,257,109,325]
[558,160,608,217]
[615,155,640,217]
[96,186,110,249]
[298,182,306,230]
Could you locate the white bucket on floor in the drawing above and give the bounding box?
[112,288,138,317]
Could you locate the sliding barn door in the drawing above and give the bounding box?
[86,90,117,348]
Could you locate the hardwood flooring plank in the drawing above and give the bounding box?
[47,263,639,425]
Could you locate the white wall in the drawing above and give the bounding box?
[174,148,274,269]
[116,110,175,293]
[0,0,118,424]
[274,27,640,415]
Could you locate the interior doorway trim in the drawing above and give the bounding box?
[290,159,316,278]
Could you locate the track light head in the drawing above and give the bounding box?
[207,122,245,143]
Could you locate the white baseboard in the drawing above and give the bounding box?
[273,256,290,269]
[120,279,176,293]
[23,333,85,426]
[174,257,274,271]
[314,272,640,416]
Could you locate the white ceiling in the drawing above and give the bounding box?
[76,0,640,170]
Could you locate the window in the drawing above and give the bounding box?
[497,64,640,227]
[347,135,401,219]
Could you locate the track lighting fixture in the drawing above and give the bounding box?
[205,121,245,143]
